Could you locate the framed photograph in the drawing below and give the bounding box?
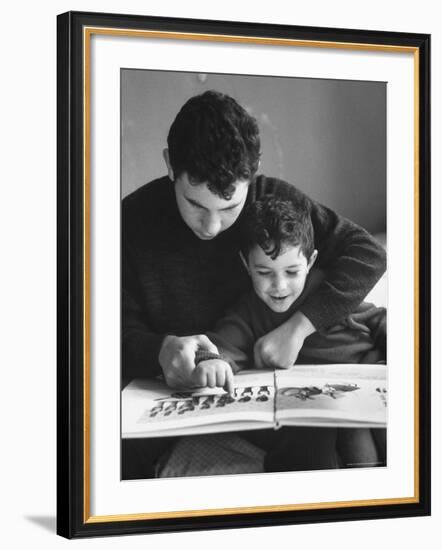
[57,11,431,538]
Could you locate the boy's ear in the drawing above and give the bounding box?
[307,249,318,270]
[163,148,175,181]
[239,251,250,273]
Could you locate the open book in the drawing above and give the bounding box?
[122,364,387,438]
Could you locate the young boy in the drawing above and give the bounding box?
[192,184,386,469]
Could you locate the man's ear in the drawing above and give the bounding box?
[163,148,174,181]
[239,251,250,274]
[307,249,318,271]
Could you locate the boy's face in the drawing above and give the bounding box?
[246,243,317,312]
[174,172,249,240]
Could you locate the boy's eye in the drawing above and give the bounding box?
[256,271,271,277]
[286,271,300,276]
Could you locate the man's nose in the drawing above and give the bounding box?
[201,213,221,237]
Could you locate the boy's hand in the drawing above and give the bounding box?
[159,334,218,389]
[191,359,234,395]
[254,311,315,369]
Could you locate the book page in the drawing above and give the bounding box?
[122,370,276,438]
[275,364,387,428]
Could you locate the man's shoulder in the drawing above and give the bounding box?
[123,176,172,213]
[122,176,175,233]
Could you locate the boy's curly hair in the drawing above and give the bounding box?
[167,91,261,199]
[240,195,315,261]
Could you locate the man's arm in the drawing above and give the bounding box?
[123,249,218,388]
[301,202,386,329]
[122,252,165,383]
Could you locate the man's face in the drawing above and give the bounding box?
[174,172,249,240]
[246,243,316,312]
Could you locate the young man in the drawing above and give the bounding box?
[122,90,386,478]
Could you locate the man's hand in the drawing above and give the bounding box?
[191,359,234,395]
[254,311,316,369]
[158,334,218,389]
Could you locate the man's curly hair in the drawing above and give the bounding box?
[240,196,315,261]
[167,91,261,199]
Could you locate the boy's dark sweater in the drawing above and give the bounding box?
[123,175,386,381]
[207,282,387,373]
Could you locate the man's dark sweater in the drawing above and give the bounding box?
[123,175,386,381]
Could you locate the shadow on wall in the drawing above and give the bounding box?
[25,515,56,533]
[122,70,386,235]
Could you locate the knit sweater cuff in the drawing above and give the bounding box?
[195,349,242,375]
[194,349,230,365]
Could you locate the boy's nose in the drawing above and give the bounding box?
[272,275,287,292]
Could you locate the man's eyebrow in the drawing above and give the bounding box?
[185,197,207,209]
[185,196,242,211]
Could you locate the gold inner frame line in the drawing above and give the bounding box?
[82,26,421,524]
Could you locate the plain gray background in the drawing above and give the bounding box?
[122,70,386,234]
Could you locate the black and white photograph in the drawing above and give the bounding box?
[121,70,388,481]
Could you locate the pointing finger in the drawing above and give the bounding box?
[224,367,235,396]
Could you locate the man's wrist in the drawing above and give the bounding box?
[160,334,175,351]
[158,334,176,368]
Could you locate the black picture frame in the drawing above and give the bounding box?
[57,10,431,539]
